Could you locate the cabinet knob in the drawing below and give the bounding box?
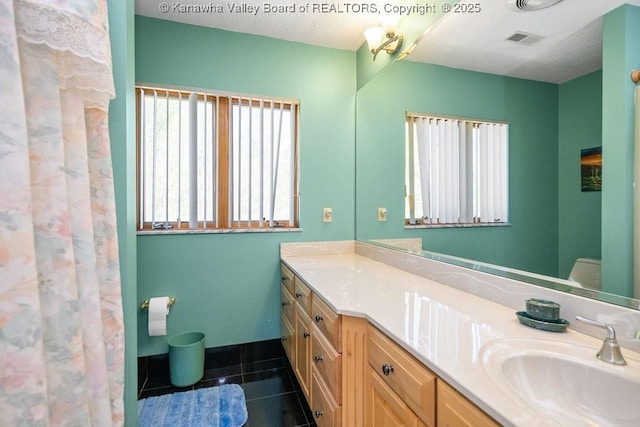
[295,292,302,298]
[315,410,323,418]
[281,277,287,283]
[303,331,310,339]
[281,336,286,342]
[314,354,323,363]
[381,363,394,376]
[315,314,323,323]
[281,301,288,307]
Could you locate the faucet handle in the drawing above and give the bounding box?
[575,316,627,366]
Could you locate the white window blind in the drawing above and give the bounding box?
[406,114,508,225]
[229,97,297,228]
[137,85,299,231]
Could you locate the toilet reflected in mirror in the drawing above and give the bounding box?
[568,258,602,291]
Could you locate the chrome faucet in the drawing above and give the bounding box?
[575,316,627,366]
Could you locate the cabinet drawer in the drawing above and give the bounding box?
[367,325,436,427]
[312,324,342,402]
[281,314,295,364]
[311,296,342,353]
[295,310,312,401]
[312,367,342,427]
[437,380,499,427]
[281,284,295,326]
[365,366,421,427]
[294,279,312,317]
[281,263,295,295]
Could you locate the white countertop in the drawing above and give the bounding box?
[281,249,640,427]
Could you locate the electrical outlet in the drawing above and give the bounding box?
[378,207,387,222]
[323,208,333,223]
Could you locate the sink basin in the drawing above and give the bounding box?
[480,338,640,426]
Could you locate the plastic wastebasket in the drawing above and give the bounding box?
[168,331,205,387]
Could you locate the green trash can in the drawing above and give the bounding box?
[168,331,205,387]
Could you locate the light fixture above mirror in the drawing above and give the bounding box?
[508,0,565,11]
[363,23,403,61]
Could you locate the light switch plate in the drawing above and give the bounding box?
[323,208,333,223]
[378,207,387,222]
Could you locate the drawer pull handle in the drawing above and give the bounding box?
[295,292,302,298]
[281,277,287,283]
[381,363,394,376]
[315,410,323,418]
[281,336,286,342]
[281,301,288,307]
[314,354,323,363]
[315,314,324,323]
[304,331,310,339]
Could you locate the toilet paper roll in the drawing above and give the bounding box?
[148,296,170,336]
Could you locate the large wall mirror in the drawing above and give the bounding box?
[355,1,640,309]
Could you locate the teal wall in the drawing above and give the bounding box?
[108,0,137,424]
[602,5,640,297]
[135,17,356,356]
[558,71,602,279]
[355,60,560,276]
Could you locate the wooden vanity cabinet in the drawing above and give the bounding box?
[280,265,296,367]
[281,263,295,295]
[312,368,342,427]
[295,305,312,401]
[366,324,436,427]
[309,292,344,427]
[281,262,499,427]
[281,263,369,427]
[280,314,295,363]
[365,365,426,427]
[294,278,312,316]
[437,380,500,427]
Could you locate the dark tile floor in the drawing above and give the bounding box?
[138,339,317,427]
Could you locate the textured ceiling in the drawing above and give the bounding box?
[135,0,640,83]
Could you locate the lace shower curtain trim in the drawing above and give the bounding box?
[15,0,115,110]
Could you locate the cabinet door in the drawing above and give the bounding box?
[364,366,419,427]
[295,306,312,401]
[312,295,342,352]
[368,325,436,426]
[295,279,313,317]
[281,263,295,295]
[281,314,295,365]
[311,324,342,402]
[311,367,341,427]
[437,380,500,427]
[281,283,295,326]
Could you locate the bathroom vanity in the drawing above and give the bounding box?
[280,241,640,427]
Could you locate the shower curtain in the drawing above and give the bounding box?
[635,85,640,300]
[0,1,124,425]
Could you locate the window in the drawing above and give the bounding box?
[136,85,299,231]
[405,114,508,226]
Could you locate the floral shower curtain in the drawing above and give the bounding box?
[0,1,124,425]
[635,85,640,300]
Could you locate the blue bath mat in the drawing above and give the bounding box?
[137,384,248,427]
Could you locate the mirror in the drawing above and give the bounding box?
[354,2,640,310]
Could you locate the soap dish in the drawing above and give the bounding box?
[516,311,570,333]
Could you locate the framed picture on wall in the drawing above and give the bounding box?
[581,146,602,192]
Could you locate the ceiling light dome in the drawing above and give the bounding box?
[509,0,564,11]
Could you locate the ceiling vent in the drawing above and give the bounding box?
[508,0,564,11]
[505,31,544,45]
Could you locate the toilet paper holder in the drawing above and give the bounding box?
[140,297,176,310]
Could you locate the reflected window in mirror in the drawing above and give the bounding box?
[405,114,509,227]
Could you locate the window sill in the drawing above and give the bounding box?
[137,227,303,236]
[404,222,511,230]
